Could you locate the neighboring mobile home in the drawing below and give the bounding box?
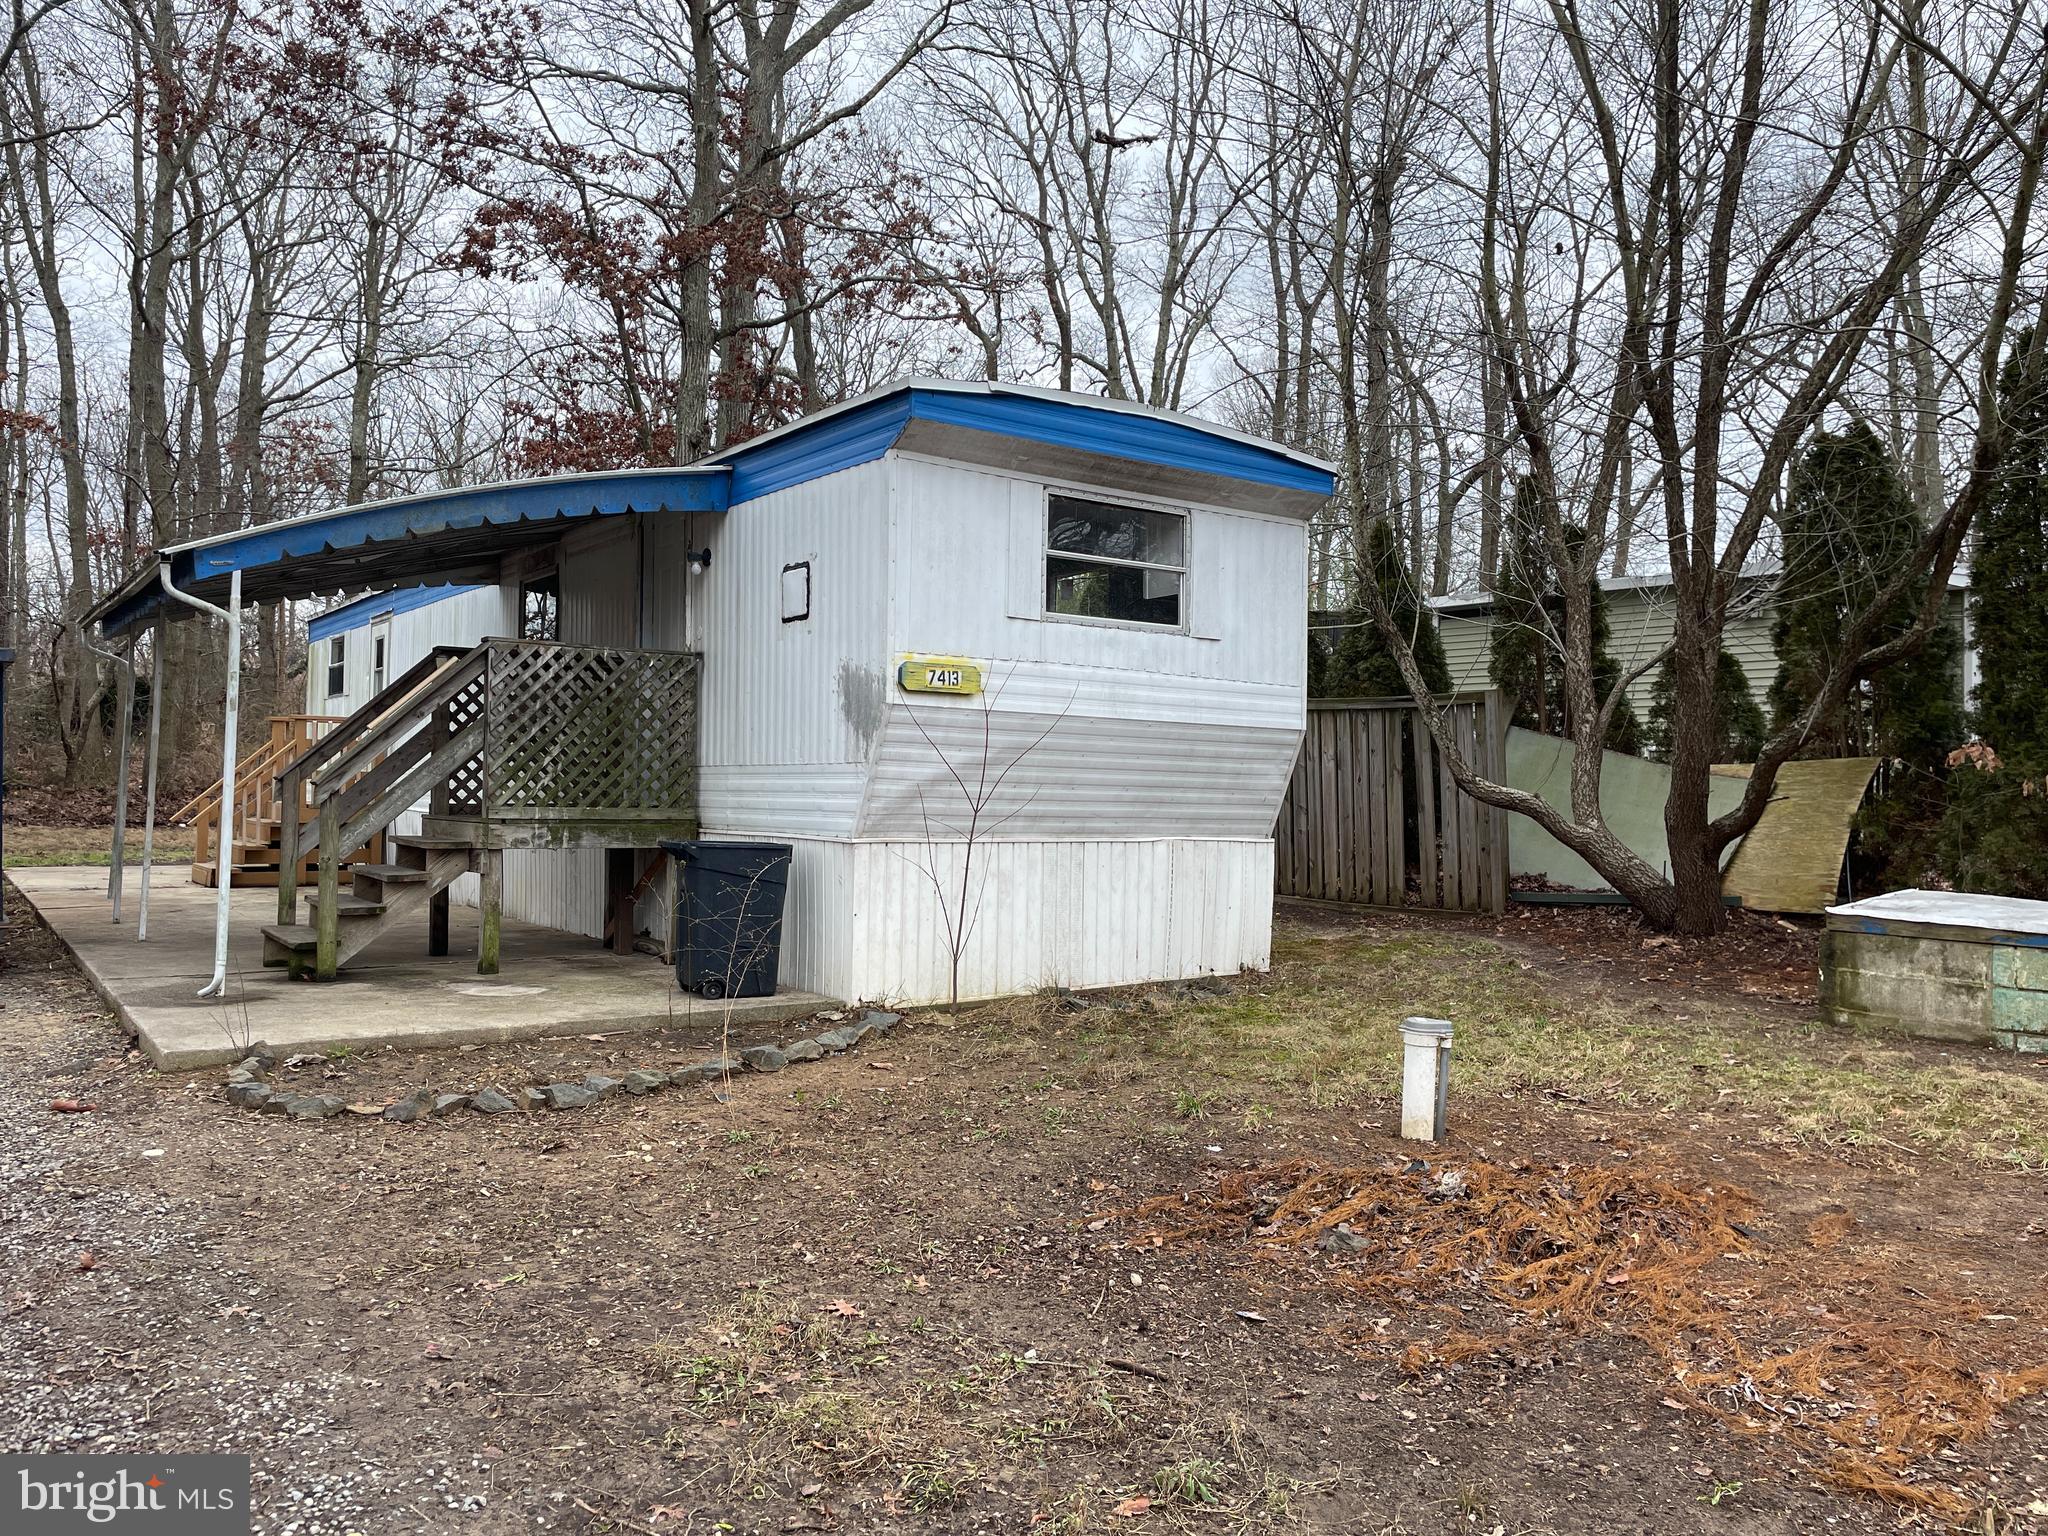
[1427,569,1975,721]
[97,380,1333,1006]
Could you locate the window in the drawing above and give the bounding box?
[370,631,388,694]
[324,636,346,698]
[520,573,560,641]
[1045,495,1185,628]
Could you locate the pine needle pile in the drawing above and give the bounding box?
[1113,1157,2048,1516]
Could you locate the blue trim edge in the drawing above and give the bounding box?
[906,388,1335,495]
[309,583,483,644]
[714,386,1337,507]
[724,394,914,505]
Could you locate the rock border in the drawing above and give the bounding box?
[218,1010,904,1124]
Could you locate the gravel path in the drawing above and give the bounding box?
[0,898,510,1535]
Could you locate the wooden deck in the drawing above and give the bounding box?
[262,638,701,980]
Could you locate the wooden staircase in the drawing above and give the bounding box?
[175,714,383,887]
[262,835,480,976]
[254,636,699,982]
[257,645,500,980]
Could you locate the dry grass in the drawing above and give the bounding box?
[3,824,195,867]
[986,931,2048,1168]
[634,1291,1313,1528]
[1113,1154,2048,1520]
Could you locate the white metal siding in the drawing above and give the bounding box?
[860,455,1306,842]
[859,706,1298,840]
[560,518,641,647]
[845,837,1272,1003]
[890,454,1306,686]
[690,459,892,839]
[702,831,1270,1003]
[304,585,515,714]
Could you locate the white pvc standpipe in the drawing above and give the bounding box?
[1399,1015,1454,1142]
[158,564,241,998]
[137,623,165,941]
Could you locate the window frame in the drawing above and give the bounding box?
[519,573,560,642]
[1041,488,1191,634]
[324,635,346,698]
[780,560,811,624]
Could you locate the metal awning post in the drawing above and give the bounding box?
[0,647,13,924]
[157,562,241,997]
[137,619,166,941]
[83,631,137,921]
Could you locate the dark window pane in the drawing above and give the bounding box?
[1048,496,1184,567]
[521,574,559,641]
[1046,557,1182,626]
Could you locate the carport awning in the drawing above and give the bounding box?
[89,467,732,639]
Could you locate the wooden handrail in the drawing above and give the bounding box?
[277,645,469,791]
[310,646,487,803]
[273,643,480,925]
[171,737,287,824]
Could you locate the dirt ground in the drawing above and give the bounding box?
[3,881,2045,1535]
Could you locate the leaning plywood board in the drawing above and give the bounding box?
[1716,757,1882,914]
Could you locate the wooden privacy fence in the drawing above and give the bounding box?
[1274,692,1510,913]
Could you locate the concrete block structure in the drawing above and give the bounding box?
[1822,890,2048,1052]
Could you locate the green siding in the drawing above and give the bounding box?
[1434,586,1966,722]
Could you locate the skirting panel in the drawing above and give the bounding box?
[704,831,1273,1004]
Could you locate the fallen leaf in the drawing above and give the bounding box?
[76,1251,96,1272]
[49,1099,97,1114]
[825,1298,864,1319]
[1112,1495,1152,1517]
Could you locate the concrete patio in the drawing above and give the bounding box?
[7,865,831,1070]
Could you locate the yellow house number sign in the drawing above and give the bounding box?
[897,655,983,695]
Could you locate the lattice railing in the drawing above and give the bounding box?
[441,671,488,816]
[481,640,698,820]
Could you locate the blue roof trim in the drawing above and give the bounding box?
[724,394,913,505]
[309,583,482,644]
[95,468,732,637]
[714,385,1335,506]
[182,469,730,582]
[904,388,1336,495]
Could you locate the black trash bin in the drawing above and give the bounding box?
[662,840,792,1000]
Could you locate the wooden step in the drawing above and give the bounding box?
[260,923,316,957]
[194,862,285,889]
[390,834,478,871]
[303,892,387,921]
[350,862,431,902]
[264,844,476,976]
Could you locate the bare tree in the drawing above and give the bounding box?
[1353,0,2048,932]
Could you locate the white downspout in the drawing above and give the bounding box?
[137,618,166,941]
[83,632,136,921]
[158,562,242,997]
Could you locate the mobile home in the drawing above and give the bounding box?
[101,380,1333,1006]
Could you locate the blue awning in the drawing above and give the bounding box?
[92,468,730,638]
